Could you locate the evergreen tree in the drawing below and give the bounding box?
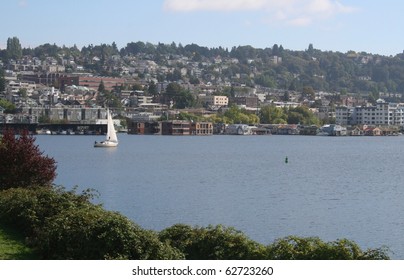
[147,81,158,96]
[98,80,105,93]
[307,43,314,55]
[0,68,6,93]
[6,37,22,60]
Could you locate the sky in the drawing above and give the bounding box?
[1,0,403,56]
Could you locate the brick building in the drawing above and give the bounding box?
[59,75,126,92]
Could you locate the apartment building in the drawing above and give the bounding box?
[201,95,229,107]
[336,100,404,126]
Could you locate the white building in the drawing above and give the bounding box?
[272,101,300,108]
[200,95,229,107]
[137,95,153,104]
[336,100,404,126]
[335,106,353,125]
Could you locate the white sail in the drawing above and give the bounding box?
[106,109,118,143]
[94,108,118,147]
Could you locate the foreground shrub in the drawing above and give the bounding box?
[159,224,266,260]
[266,236,390,260]
[0,186,183,260]
[0,186,94,236]
[36,205,183,259]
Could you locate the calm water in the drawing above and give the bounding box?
[36,134,404,259]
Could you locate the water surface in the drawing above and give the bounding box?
[36,134,404,259]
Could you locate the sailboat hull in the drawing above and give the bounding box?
[94,141,118,147]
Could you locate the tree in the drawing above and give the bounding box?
[0,98,17,113]
[173,90,196,109]
[98,80,106,93]
[307,43,314,55]
[131,84,143,92]
[167,69,182,81]
[6,37,22,60]
[272,44,279,56]
[221,105,259,124]
[283,91,290,102]
[302,86,315,100]
[0,129,56,190]
[287,106,320,125]
[259,105,287,124]
[164,83,196,108]
[103,92,121,109]
[189,76,200,85]
[0,69,6,93]
[147,81,158,96]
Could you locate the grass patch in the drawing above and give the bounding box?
[0,224,37,260]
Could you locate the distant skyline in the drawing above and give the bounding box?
[1,0,403,56]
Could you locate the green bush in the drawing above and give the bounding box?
[0,186,183,260]
[36,205,183,259]
[159,224,266,260]
[0,186,94,236]
[266,236,390,260]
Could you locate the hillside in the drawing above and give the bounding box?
[2,39,404,99]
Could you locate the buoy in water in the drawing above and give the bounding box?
[285,156,288,163]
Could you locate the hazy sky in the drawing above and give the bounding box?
[1,0,402,56]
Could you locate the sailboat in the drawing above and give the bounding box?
[94,108,118,147]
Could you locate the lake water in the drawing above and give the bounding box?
[35,134,404,259]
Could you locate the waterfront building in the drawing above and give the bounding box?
[20,106,104,124]
[191,122,213,135]
[336,100,404,126]
[126,120,213,136]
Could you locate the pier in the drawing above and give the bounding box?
[0,123,107,135]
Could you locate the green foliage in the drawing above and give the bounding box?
[259,105,288,124]
[266,236,390,260]
[36,205,182,259]
[255,73,277,88]
[98,80,106,93]
[104,93,122,109]
[147,81,158,96]
[0,69,6,93]
[6,37,22,60]
[0,129,56,190]
[164,83,196,109]
[287,106,320,125]
[222,105,259,124]
[189,76,200,85]
[0,98,16,113]
[302,86,315,100]
[10,38,404,94]
[159,224,266,260]
[0,186,183,260]
[177,112,203,122]
[0,186,95,236]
